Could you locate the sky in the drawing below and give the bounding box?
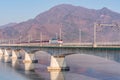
[0,0,119,26]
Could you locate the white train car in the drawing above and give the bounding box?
[49,38,63,44]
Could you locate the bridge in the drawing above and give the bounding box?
[0,42,120,71]
[0,23,120,72]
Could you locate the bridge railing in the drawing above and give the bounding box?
[96,42,120,46]
[63,43,93,46]
[1,42,120,48]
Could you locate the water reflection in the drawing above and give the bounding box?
[49,71,65,80]
[23,71,45,80]
[12,61,45,80]
[1,53,120,80]
[0,59,45,80]
[12,58,19,68]
[0,55,4,62]
[0,62,30,80]
[23,62,34,71]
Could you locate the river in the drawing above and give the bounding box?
[0,54,120,80]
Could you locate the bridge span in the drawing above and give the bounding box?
[0,43,120,71]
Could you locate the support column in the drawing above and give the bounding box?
[0,49,4,61]
[4,49,12,63]
[11,50,21,67]
[47,56,69,71]
[23,52,38,71]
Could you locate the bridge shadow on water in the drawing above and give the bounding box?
[66,54,120,80]
[1,52,120,80]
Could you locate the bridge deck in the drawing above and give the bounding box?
[1,43,120,49]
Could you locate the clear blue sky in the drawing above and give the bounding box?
[0,0,119,26]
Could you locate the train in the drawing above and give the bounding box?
[49,38,63,44]
[16,38,63,44]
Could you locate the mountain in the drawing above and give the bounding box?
[1,4,120,43]
[0,23,17,29]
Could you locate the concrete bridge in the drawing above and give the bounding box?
[0,43,120,71]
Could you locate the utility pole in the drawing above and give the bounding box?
[56,33,58,39]
[19,32,22,45]
[40,32,42,46]
[79,29,81,43]
[93,23,97,47]
[20,36,21,45]
[93,23,117,47]
[8,39,10,46]
[12,39,14,44]
[59,28,62,40]
[28,35,31,45]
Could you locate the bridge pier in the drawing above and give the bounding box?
[47,55,69,71]
[23,52,38,71]
[0,49,4,61]
[4,49,12,63]
[11,50,22,67]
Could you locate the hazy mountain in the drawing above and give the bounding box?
[0,23,17,29]
[1,4,120,43]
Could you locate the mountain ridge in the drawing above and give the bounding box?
[1,4,120,43]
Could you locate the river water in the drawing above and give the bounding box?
[0,62,45,80]
[1,54,120,80]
